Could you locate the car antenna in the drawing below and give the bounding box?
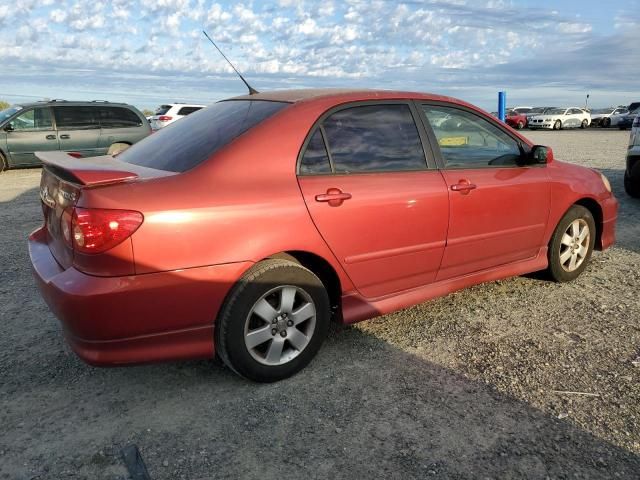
[202,30,259,95]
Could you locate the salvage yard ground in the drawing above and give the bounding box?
[1,129,639,479]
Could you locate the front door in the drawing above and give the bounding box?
[5,107,58,166]
[297,103,450,299]
[420,103,551,281]
[53,106,101,157]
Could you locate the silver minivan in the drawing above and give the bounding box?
[0,100,151,172]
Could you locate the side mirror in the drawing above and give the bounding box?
[530,145,553,164]
[3,123,14,132]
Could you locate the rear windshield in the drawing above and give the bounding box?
[119,100,289,172]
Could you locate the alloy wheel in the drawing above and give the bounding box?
[559,219,590,272]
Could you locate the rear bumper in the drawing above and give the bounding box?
[29,227,252,366]
[598,194,618,251]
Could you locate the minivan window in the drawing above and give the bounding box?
[119,100,289,173]
[10,108,53,131]
[322,104,427,173]
[97,107,143,128]
[0,106,21,124]
[54,106,99,129]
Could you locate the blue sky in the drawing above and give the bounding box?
[0,0,638,112]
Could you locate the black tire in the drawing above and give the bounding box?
[602,117,611,128]
[547,205,596,282]
[581,119,588,129]
[554,120,562,130]
[517,121,524,130]
[0,151,7,173]
[215,259,330,382]
[624,168,640,198]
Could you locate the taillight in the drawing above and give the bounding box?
[67,207,143,254]
[158,115,173,121]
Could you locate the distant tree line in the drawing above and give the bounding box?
[0,100,9,110]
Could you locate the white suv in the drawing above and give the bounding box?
[150,103,206,130]
[624,115,640,197]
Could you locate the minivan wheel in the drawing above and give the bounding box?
[107,142,130,155]
[0,152,7,173]
[547,205,596,282]
[216,259,330,382]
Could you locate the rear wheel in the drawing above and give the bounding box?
[517,121,524,130]
[107,142,130,155]
[581,119,588,129]
[216,259,330,382]
[553,120,562,130]
[0,151,6,173]
[547,205,595,282]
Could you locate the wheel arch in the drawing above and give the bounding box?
[573,197,604,250]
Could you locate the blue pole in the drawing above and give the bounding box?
[498,91,506,122]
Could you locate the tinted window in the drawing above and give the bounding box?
[300,129,331,174]
[0,106,21,124]
[322,104,426,173]
[155,105,171,115]
[177,106,202,116]
[10,108,53,131]
[119,100,288,172]
[54,106,99,129]
[97,107,142,128]
[422,105,521,168]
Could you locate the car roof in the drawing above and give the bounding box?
[229,88,472,107]
[15,100,135,109]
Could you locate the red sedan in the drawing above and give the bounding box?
[29,89,618,382]
[506,110,528,129]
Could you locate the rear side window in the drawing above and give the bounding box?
[321,104,427,173]
[119,100,288,172]
[97,107,142,128]
[54,107,99,129]
[300,129,331,174]
[155,105,171,115]
[177,106,202,116]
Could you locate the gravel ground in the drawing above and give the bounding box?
[1,129,639,479]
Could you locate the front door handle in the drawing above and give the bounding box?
[450,180,477,194]
[315,188,352,207]
[45,134,56,140]
[60,134,70,140]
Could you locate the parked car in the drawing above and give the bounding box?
[590,107,629,127]
[505,109,527,129]
[528,107,591,130]
[624,115,640,197]
[524,107,557,120]
[0,100,150,172]
[511,106,533,115]
[29,89,618,382]
[149,103,206,130]
[617,108,639,130]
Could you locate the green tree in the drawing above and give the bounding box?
[0,100,10,110]
[142,109,154,117]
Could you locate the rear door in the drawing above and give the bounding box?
[419,103,551,281]
[53,106,101,157]
[297,102,450,299]
[97,106,147,152]
[5,107,58,165]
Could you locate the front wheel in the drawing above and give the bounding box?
[216,259,330,382]
[553,120,562,130]
[547,205,596,282]
[517,121,524,130]
[581,119,588,129]
[602,117,611,128]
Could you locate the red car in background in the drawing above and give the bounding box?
[29,89,617,382]
[506,109,528,129]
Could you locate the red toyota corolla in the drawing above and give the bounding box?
[29,89,618,382]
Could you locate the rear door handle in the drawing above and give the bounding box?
[315,188,352,206]
[45,134,56,140]
[60,134,70,140]
[450,180,477,194]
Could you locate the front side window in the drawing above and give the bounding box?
[10,108,53,131]
[53,106,99,129]
[321,104,427,173]
[119,100,289,172]
[422,105,522,168]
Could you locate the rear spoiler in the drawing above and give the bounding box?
[35,151,175,187]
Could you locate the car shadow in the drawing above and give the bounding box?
[1,173,639,479]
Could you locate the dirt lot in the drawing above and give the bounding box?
[1,129,639,479]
